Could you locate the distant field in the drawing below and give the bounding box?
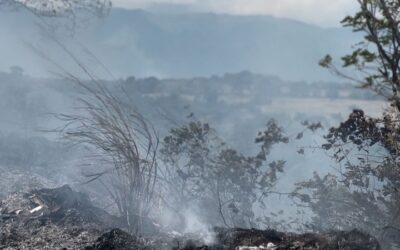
[260,97,388,118]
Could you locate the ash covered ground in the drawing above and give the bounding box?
[0,181,380,250]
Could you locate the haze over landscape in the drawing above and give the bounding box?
[0,7,358,81]
[0,1,397,249]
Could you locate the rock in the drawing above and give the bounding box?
[208,228,380,250]
[86,228,144,250]
[214,227,283,248]
[84,227,380,250]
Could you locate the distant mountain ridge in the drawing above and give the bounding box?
[0,7,358,81]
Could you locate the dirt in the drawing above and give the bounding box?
[0,185,381,250]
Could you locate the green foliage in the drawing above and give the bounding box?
[160,119,288,228]
[321,0,400,103]
[294,172,385,234]
[2,0,112,18]
[319,55,332,68]
[297,108,400,248]
[308,1,400,247]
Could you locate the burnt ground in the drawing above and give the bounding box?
[0,185,381,250]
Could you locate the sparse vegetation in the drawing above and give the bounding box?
[4,0,400,249]
[159,119,288,229]
[57,80,159,233]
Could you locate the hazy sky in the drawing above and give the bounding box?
[113,0,359,27]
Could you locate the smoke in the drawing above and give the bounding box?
[0,3,387,243]
[181,209,216,244]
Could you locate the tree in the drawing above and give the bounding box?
[294,171,389,235]
[1,0,112,33]
[159,119,288,229]
[299,1,400,248]
[320,0,400,109]
[1,0,111,18]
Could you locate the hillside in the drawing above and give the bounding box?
[0,8,357,81]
